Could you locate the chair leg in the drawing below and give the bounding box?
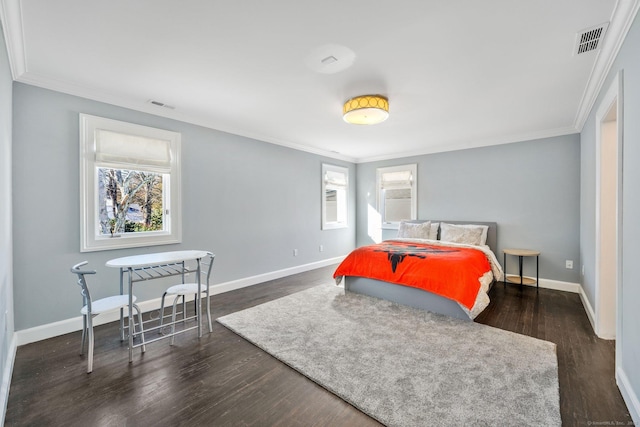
[133,303,146,353]
[80,314,87,355]
[158,292,168,335]
[182,296,187,324]
[206,291,213,333]
[87,315,94,374]
[193,294,202,338]
[171,296,180,346]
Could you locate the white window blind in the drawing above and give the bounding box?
[380,170,412,189]
[95,129,172,172]
[325,169,348,189]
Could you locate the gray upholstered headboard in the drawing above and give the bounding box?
[407,220,498,255]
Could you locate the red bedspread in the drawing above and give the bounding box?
[333,240,491,309]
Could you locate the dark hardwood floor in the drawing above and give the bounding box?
[5,265,632,426]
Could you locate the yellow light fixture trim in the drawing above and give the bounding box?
[343,95,389,125]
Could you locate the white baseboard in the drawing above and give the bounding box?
[1,333,17,426]
[539,278,581,293]
[15,256,345,346]
[505,276,580,293]
[207,256,344,295]
[577,284,617,340]
[617,366,640,425]
[578,285,597,333]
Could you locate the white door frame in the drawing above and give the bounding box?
[594,71,623,348]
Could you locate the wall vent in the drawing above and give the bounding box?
[147,99,176,110]
[574,22,609,55]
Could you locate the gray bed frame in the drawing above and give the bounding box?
[344,220,498,321]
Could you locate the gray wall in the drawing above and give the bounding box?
[6,12,639,420]
[0,19,14,424]
[356,135,581,283]
[11,83,355,330]
[580,11,640,419]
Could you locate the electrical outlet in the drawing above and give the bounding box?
[293,249,298,257]
[566,260,573,269]
[319,245,324,252]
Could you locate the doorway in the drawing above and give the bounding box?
[595,72,623,341]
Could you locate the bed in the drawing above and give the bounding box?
[334,220,504,321]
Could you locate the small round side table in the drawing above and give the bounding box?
[503,248,540,288]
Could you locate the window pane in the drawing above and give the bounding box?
[325,189,338,222]
[321,164,349,229]
[384,188,412,222]
[376,164,417,225]
[336,187,347,223]
[97,167,164,235]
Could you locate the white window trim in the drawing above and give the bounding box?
[376,164,417,229]
[79,114,182,252]
[321,163,349,230]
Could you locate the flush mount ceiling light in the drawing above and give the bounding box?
[343,95,389,125]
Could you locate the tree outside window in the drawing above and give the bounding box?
[98,168,164,236]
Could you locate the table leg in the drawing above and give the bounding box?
[536,255,539,290]
[503,253,506,286]
[128,267,133,363]
[119,268,125,341]
[518,256,524,286]
[197,258,202,338]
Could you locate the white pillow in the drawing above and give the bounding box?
[440,223,489,246]
[429,222,439,240]
[397,220,431,239]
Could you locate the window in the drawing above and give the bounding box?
[322,164,348,229]
[377,164,417,227]
[80,114,181,252]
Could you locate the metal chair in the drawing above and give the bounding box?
[159,252,215,344]
[71,261,146,373]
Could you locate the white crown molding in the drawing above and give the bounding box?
[574,0,640,131]
[205,125,358,163]
[14,70,358,163]
[0,0,26,78]
[10,65,586,165]
[354,126,579,164]
[17,67,580,165]
[1,2,353,165]
[3,0,637,164]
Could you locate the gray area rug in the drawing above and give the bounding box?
[217,285,560,426]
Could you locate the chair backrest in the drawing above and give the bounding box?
[201,252,216,286]
[71,261,97,314]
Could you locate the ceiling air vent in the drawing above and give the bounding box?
[574,22,609,55]
[147,99,176,110]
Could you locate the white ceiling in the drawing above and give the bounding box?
[1,0,637,162]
